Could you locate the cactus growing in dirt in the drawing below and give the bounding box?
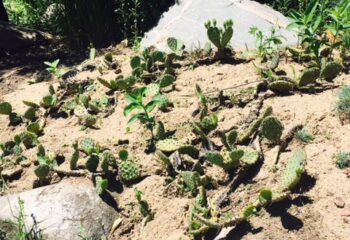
[205,19,234,59]
[268,80,295,94]
[119,150,141,182]
[101,151,117,172]
[219,130,238,151]
[98,75,137,92]
[86,153,100,172]
[167,37,185,56]
[19,131,39,149]
[207,149,243,170]
[156,139,183,153]
[320,61,342,81]
[281,149,307,191]
[95,176,108,195]
[135,188,153,220]
[297,67,320,87]
[238,146,260,166]
[41,85,58,109]
[260,116,284,143]
[79,138,99,155]
[70,142,79,170]
[0,102,22,125]
[34,164,50,180]
[337,85,350,121]
[178,171,201,195]
[335,152,350,169]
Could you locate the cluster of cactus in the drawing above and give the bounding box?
[97,75,137,92]
[41,85,58,109]
[207,129,259,170]
[0,135,22,159]
[189,187,211,235]
[205,19,234,59]
[118,150,141,182]
[131,48,165,77]
[0,102,22,125]
[178,171,202,195]
[34,145,57,181]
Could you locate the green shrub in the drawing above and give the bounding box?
[337,86,350,119]
[335,152,350,169]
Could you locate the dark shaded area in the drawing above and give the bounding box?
[226,222,263,239]
[0,0,8,22]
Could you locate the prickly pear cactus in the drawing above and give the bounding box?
[268,80,294,94]
[178,171,201,195]
[199,114,218,133]
[101,151,116,172]
[205,19,233,52]
[145,83,160,97]
[95,176,108,195]
[156,139,182,153]
[260,116,284,143]
[27,122,42,135]
[20,132,38,149]
[320,61,342,81]
[154,121,165,140]
[70,142,79,170]
[23,107,37,121]
[281,149,307,191]
[155,150,172,168]
[0,102,12,115]
[207,149,243,170]
[79,138,97,155]
[86,154,99,172]
[297,67,320,87]
[178,145,199,159]
[167,37,184,55]
[34,164,50,180]
[159,74,176,89]
[9,112,22,125]
[238,146,260,166]
[119,160,141,182]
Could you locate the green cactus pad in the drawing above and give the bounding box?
[155,150,172,168]
[178,171,201,195]
[145,83,160,97]
[259,189,272,205]
[298,67,320,87]
[282,149,307,191]
[20,132,38,149]
[23,101,40,109]
[207,149,243,170]
[207,151,225,166]
[159,74,176,89]
[167,37,184,54]
[23,107,37,121]
[154,121,165,140]
[0,102,12,115]
[130,56,142,70]
[95,176,108,195]
[268,80,294,94]
[79,94,90,107]
[260,116,284,143]
[41,95,58,109]
[82,114,97,127]
[34,164,50,180]
[178,145,199,159]
[9,112,22,125]
[79,138,97,155]
[156,139,182,153]
[120,160,141,182]
[86,154,99,172]
[199,114,218,133]
[97,78,112,89]
[242,205,256,219]
[238,146,259,165]
[70,144,79,170]
[27,122,42,135]
[320,61,342,81]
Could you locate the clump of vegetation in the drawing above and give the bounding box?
[335,152,350,169]
[118,149,141,182]
[205,19,234,59]
[337,85,350,122]
[134,188,153,222]
[44,59,61,78]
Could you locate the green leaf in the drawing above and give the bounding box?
[124,102,141,116]
[145,100,160,113]
[0,102,12,115]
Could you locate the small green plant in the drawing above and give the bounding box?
[124,87,163,145]
[44,59,61,78]
[337,85,350,121]
[97,75,137,92]
[0,102,22,125]
[95,176,108,195]
[249,26,284,60]
[41,85,58,110]
[205,19,234,59]
[34,145,57,181]
[295,128,315,143]
[134,188,153,221]
[335,152,350,169]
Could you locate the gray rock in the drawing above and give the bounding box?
[0,180,118,240]
[141,0,297,51]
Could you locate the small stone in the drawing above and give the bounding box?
[334,197,345,208]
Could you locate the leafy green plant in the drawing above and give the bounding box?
[335,152,350,169]
[124,87,163,145]
[41,85,58,110]
[44,59,61,78]
[97,75,137,92]
[249,26,284,60]
[295,128,315,142]
[205,19,234,59]
[34,145,57,181]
